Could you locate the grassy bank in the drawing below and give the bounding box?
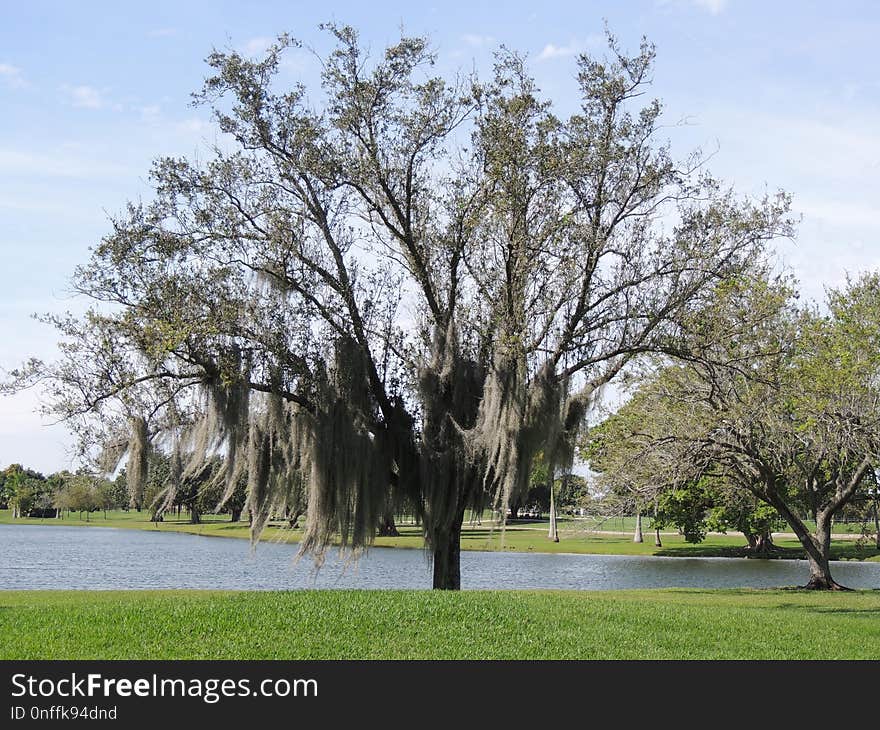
[1,589,878,659]
[2,509,878,562]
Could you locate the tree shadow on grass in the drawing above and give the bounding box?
[768,592,880,613]
[641,587,880,602]
[652,587,794,595]
[655,545,805,560]
[656,543,880,562]
[828,544,880,561]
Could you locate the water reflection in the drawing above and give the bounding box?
[1,524,878,591]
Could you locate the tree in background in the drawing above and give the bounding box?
[702,483,782,555]
[111,470,129,511]
[524,450,589,540]
[55,474,100,521]
[650,476,782,554]
[590,272,880,588]
[1,464,51,518]
[3,25,791,588]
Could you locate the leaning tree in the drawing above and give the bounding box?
[597,271,880,588]
[3,25,791,588]
[583,359,785,555]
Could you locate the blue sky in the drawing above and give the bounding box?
[2,0,879,473]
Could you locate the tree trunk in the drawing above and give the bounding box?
[762,489,849,590]
[652,496,661,546]
[377,510,400,537]
[745,531,778,557]
[230,506,243,523]
[286,507,304,529]
[801,513,848,590]
[432,520,462,590]
[548,478,559,543]
[755,532,775,554]
[189,504,201,524]
[873,501,880,551]
[633,512,643,543]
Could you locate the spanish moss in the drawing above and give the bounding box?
[126,416,150,510]
[297,337,389,565]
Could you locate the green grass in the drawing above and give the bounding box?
[3,509,878,562]
[580,513,873,535]
[1,589,879,659]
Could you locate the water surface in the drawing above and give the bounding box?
[1,524,878,590]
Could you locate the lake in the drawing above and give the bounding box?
[1,524,879,590]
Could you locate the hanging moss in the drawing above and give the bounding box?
[415,321,486,553]
[97,437,128,476]
[296,337,389,564]
[149,435,184,521]
[126,416,150,509]
[164,324,592,572]
[472,359,561,517]
[246,412,273,542]
[180,349,251,512]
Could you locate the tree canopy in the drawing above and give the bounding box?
[585,271,880,588]
[3,25,792,588]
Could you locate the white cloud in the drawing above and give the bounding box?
[0,63,27,89]
[684,105,880,303]
[656,0,729,14]
[278,51,311,74]
[461,34,495,48]
[175,118,210,134]
[148,28,178,38]
[139,104,161,122]
[538,33,606,61]
[241,37,273,56]
[0,390,74,474]
[0,147,133,180]
[62,84,106,109]
[796,199,880,233]
[536,35,604,62]
[693,0,729,14]
[695,108,880,186]
[537,43,580,61]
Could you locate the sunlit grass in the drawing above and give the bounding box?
[2,588,879,659]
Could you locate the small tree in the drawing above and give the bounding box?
[1,464,50,517]
[95,479,118,518]
[65,475,100,521]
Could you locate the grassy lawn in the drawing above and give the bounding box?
[2,509,878,562]
[1,588,878,659]
[580,513,873,535]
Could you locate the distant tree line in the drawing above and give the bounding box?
[0,460,249,523]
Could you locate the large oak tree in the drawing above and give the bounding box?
[5,25,791,588]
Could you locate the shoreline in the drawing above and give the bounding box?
[2,511,878,563]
